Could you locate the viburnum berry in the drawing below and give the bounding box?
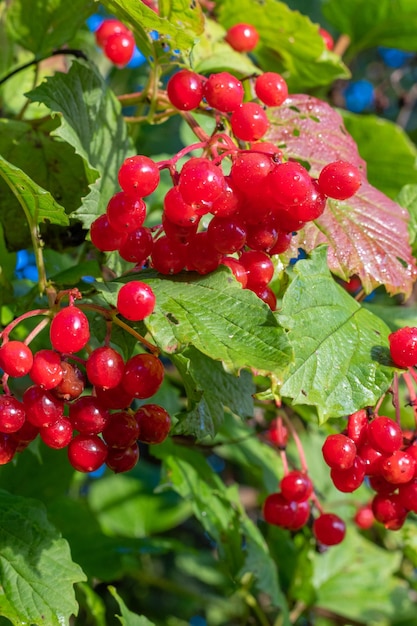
[69,396,110,434]
[29,349,63,390]
[280,470,313,502]
[104,31,135,66]
[122,353,164,399]
[203,72,244,113]
[0,395,26,433]
[135,403,172,444]
[220,257,248,288]
[102,411,140,448]
[118,226,154,264]
[106,443,140,473]
[239,250,274,288]
[322,433,357,469]
[330,456,366,492]
[263,492,297,528]
[151,235,188,274]
[163,186,200,227]
[40,417,73,449]
[167,69,205,111]
[95,18,129,48]
[178,158,225,207]
[68,434,108,472]
[268,161,313,209]
[0,341,33,377]
[185,232,222,275]
[225,23,259,52]
[23,385,64,428]
[381,450,416,484]
[388,327,417,368]
[398,478,417,513]
[50,306,90,354]
[90,214,127,252]
[0,433,17,465]
[371,493,407,529]
[230,103,269,141]
[354,503,375,530]
[347,409,369,446]
[206,215,247,254]
[86,346,125,390]
[251,284,277,310]
[52,362,85,401]
[94,382,133,410]
[288,499,311,531]
[255,72,288,107]
[118,155,160,197]
[116,281,156,321]
[312,513,346,546]
[106,192,147,233]
[318,160,362,200]
[230,151,273,196]
[162,213,199,245]
[367,416,402,455]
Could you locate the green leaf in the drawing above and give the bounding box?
[109,586,156,626]
[6,0,95,54]
[98,268,292,379]
[28,59,132,227]
[397,184,417,256]
[217,0,349,91]
[341,112,417,199]
[172,347,255,439]
[0,490,86,626]
[101,0,204,53]
[322,0,417,58]
[278,247,394,422]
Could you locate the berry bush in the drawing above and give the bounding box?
[2,0,417,624]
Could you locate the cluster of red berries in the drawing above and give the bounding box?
[263,418,346,547]
[90,66,361,310]
[0,297,171,474]
[95,18,136,66]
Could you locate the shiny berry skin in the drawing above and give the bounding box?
[239,250,274,288]
[104,31,135,66]
[251,284,277,310]
[230,151,273,196]
[163,186,199,227]
[322,433,357,469]
[255,72,288,107]
[354,504,375,530]
[288,500,311,531]
[151,235,187,275]
[0,341,33,377]
[371,493,407,528]
[29,349,63,390]
[313,513,346,545]
[388,326,417,368]
[267,418,288,448]
[116,281,156,321]
[268,230,293,255]
[220,257,247,288]
[318,160,361,200]
[230,103,269,141]
[86,347,125,389]
[23,385,64,428]
[106,443,140,473]
[367,416,402,455]
[358,442,384,476]
[95,19,129,47]
[185,232,222,275]
[50,306,90,354]
[94,383,133,410]
[225,23,259,52]
[122,353,164,399]
[206,215,247,254]
[90,214,127,252]
[263,492,297,528]
[0,395,26,433]
[0,433,17,465]
[118,155,160,198]
[106,192,147,233]
[280,471,313,502]
[381,451,416,484]
[178,158,225,207]
[51,362,85,401]
[40,417,73,449]
[330,456,366,492]
[102,411,140,448]
[69,396,110,434]
[268,161,313,208]
[289,179,327,222]
[135,403,171,444]
[203,72,244,112]
[347,409,368,446]
[398,478,417,513]
[118,226,154,264]
[68,434,108,472]
[167,69,205,111]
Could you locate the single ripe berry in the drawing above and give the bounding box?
[185,232,222,275]
[68,434,108,472]
[122,353,164,399]
[268,161,313,208]
[94,383,133,410]
[225,23,259,52]
[106,192,147,233]
[220,257,247,288]
[251,284,277,310]
[178,158,225,207]
[0,395,26,433]
[230,151,273,196]
[86,346,125,389]
[23,385,64,428]
[167,70,205,111]
[40,417,73,449]
[280,471,313,502]
[230,103,269,142]
[118,155,160,198]
[134,403,171,444]
[255,72,288,107]
[151,235,188,275]
[106,443,140,473]
[0,341,33,377]
[330,456,366,492]
[263,492,297,528]
[116,281,156,321]
[318,160,361,200]
[354,504,375,530]
[371,493,407,529]
[69,396,110,434]
[381,450,416,484]
[312,513,346,546]
[90,214,127,252]
[118,226,154,264]
[322,433,357,469]
[95,19,129,48]
[50,306,90,354]
[239,250,274,288]
[203,72,244,112]
[388,326,417,368]
[29,349,63,389]
[206,215,247,254]
[0,433,17,465]
[102,411,140,448]
[367,416,402,455]
[104,31,135,66]
[347,409,368,446]
[163,186,200,227]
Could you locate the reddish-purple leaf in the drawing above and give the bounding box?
[266,95,417,297]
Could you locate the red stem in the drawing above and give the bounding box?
[281,413,309,473]
[0,309,50,343]
[402,371,417,427]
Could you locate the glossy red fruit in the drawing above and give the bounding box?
[230,103,269,141]
[102,411,140,448]
[23,385,64,428]
[90,214,128,252]
[106,192,147,233]
[330,456,366,492]
[68,434,108,472]
[178,158,225,207]
[206,215,247,254]
[52,362,85,401]
[106,443,140,473]
[230,152,273,196]
[122,353,164,399]
[104,31,135,66]
[118,155,160,198]
[163,186,200,227]
[263,492,297,528]
[95,19,129,48]
[185,232,222,275]
[225,23,259,52]
[151,235,188,274]
[118,226,154,264]
[94,383,133,410]
[267,418,288,448]
[313,513,346,545]
[116,281,156,321]
[372,493,407,528]
[319,27,334,50]
[398,478,417,513]
[280,470,313,502]
[50,307,90,354]
[220,257,248,287]
[203,72,244,112]
[388,327,417,368]
[135,403,171,444]
[318,160,361,200]
[354,504,374,529]
[322,433,357,469]
[251,284,277,310]
[0,433,17,464]
[268,161,313,209]
[367,416,403,455]
[167,69,205,111]
[0,395,26,433]
[0,341,33,377]
[381,450,416,484]
[40,417,73,449]
[347,409,369,446]
[29,349,63,390]
[86,347,125,390]
[69,396,110,434]
[287,499,311,530]
[239,250,274,288]
[255,72,288,107]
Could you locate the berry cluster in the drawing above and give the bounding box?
[90,67,362,311]
[263,417,346,547]
[95,18,136,67]
[0,291,170,474]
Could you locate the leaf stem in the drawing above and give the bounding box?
[0,49,88,87]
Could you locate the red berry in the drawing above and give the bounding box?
[0,395,26,433]
[251,284,277,310]
[40,417,73,449]
[86,347,125,389]
[319,27,334,51]
[230,103,269,142]
[106,443,140,473]
[354,504,374,529]
[0,433,17,464]
[118,155,160,198]
[263,492,297,528]
[95,19,129,48]
[330,456,366,492]
[102,411,140,448]
[69,396,110,434]
[255,72,288,107]
[398,478,417,513]
[367,416,402,455]
[185,232,222,275]
[266,418,288,448]
[0,341,33,377]
[94,383,133,410]
[372,493,407,529]
[167,70,205,111]
[389,327,417,368]
[206,215,247,254]
[280,471,313,502]
[163,186,200,227]
[381,450,416,484]
[220,257,248,288]
[322,433,357,469]
[116,281,156,321]
[90,214,127,252]
[268,230,293,255]
[151,235,188,274]
[203,72,244,113]
[318,160,361,200]
[358,442,384,476]
[118,226,154,264]
[106,192,147,233]
[230,151,273,196]
[68,434,108,472]
[50,306,90,354]
[239,250,274,288]
[104,31,135,66]
[268,161,313,209]
[225,23,259,52]
[29,349,63,389]
[122,353,164,399]
[178,158,225,207]
[347,409,369,446]
[287,499,311,531]
[313,513,346,545]
[23,385,64,428]
[135,403,171,444]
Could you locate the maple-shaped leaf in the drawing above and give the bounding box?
[265,95,417,298]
